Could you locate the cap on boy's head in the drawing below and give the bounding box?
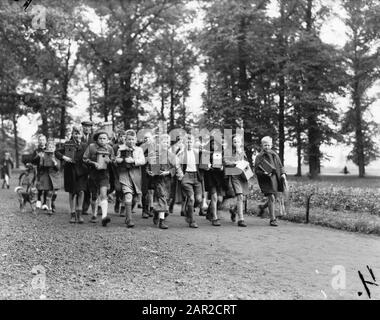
[261,136,272,144]
[93,130,109,141]
[81,120,93,127]
[125,129,136,137]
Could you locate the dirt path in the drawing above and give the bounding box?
[1,185,379,300]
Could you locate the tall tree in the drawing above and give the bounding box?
[341,0,380,177]
[150,25,196,131]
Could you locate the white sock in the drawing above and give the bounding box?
[159,212,165,220]
[100,199,108,219]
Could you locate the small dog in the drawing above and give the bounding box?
[15,185,38,214]
[15,164,38,214]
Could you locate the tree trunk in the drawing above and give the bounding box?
[307,115,319,179]
[41,79,49,137]
[120,72,133,128]
[354,85,365,177]
[237,15,249,110]
[278,1,287,165]
[1,114,5,142]
[60,43,72,140]
[85,65,94,122]
[103,78,109,122]
[278,75,285,164]
[161,84,166,121]
[169,85,175,131]
[305,0,320,179]
[296,105,302,176]
[12,113,19,168]
[111,107,115,131]
[59,99,67,139]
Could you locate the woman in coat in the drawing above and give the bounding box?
[55,126,89,224]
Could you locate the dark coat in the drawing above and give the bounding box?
[34,157,61,190]
[254,150,285,195]
[55,138,89,193]
[81,133,93,146]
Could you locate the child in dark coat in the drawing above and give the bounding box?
[254,136,287,226]
[55,126,89,224]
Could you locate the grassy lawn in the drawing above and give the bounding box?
[247,174,380,235]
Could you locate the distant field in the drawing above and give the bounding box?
[249,173,380,235]
[285,165,380,179]
[286,174,380,189]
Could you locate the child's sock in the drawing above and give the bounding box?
[159,211,165,220]
[100,199,108,219]
[237,199,244,221]
[125,202,132,221]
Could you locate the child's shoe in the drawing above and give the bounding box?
[90,216,98,223]
[229,208,237,222]
[125,218,135,228]
[212,219,221,226]
[76,210,84,224]
[159,219,168,229]
[189,221,198,228]
[36,201,42,209]
[153,210,159,225]
[102,216,111,227]
[269,219,278,227]
[238,220,247,227]
[70,212,76,224]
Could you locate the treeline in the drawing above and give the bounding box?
[0,0,379,176]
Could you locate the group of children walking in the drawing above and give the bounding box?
[15,120,288,229]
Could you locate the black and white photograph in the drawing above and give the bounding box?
[0,0,380,305]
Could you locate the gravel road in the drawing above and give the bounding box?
[1,183,379,300]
